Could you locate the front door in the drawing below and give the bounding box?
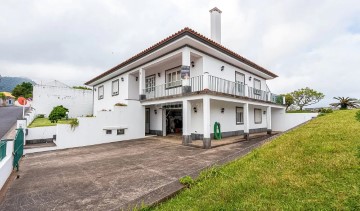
[145,108,150,134]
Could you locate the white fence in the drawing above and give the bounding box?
[26,126,56,141]
[272,110,318,131]
[0,140,14,191]
[55,101,145,149]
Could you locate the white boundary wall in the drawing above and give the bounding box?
[55,101,145,149]
[26,126,56,141]
[32,85,93,118]
[0,141,14,191]
[272,109,318,131]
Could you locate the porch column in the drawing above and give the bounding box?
[182,47,191,93]
[203,96,211,149]
[244,103,249,140]
[182,99,192,145]
[267,106,272,134]
[139,68,146,100]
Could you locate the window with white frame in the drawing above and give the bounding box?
[145,75,156,92]
[166,67,181,88]
[98,85,104,100]
[254,78,261,95]
[112,79,119,96]
[254,108,262,124]
[236,107,244,125]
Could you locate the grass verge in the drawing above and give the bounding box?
[152,110,360,210]
[28,117,74,128]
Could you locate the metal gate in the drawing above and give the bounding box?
[13,129,24,171]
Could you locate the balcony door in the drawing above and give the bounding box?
[235,71,245,96]
[145,75,156,93]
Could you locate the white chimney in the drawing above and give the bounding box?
[209,7,222,43]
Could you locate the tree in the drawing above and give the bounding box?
[330,97,359,109]
[0,92,5,106]
[48,105,69,123]
[12,82,33,98]
[291,87,325,110]
[281,93,294,111]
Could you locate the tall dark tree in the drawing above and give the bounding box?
[330,97,359,109]
[12,82,33,98]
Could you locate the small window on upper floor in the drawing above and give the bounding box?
[112,79,119,96]
[166,67,182,88]
[98,85,104,100]
[253,79,261,95]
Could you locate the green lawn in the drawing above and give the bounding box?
[152,110,360,210]
[28,118,74,128]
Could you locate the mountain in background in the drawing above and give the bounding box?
[0,76,36,92]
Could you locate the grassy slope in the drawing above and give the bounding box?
[153,110,360,210]
[28,118,74,128]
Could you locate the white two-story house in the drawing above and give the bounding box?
[85,7,286,148]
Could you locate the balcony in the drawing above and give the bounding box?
[141,74,284,105]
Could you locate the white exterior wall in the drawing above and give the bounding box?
[32,85,93,118]
[149,105,162,131]
[210,100,245,133]
[272,109,318,131]
[203,54,267,90]
[56,101,144,149]
[128,74,139,100]
[0,141,14,191]
[93,74,129,113]
[26,126,56,140]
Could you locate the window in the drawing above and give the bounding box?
[106,130,112,134]
[117,129,125,135]
[166,67,181,88]
[98,85,104,100]
[112,80,119,96]
[235,72,245,85]
[254,79,261,95]
[236,107,244,125]
[254,109,262,124]
[145,75,156,93]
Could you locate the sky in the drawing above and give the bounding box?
[1,0,360,107]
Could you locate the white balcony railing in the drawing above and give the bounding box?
[142,74,284,105]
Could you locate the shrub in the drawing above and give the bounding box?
[355,110,360,122]
[319,108,333,113]
[48,105,69,123]
[179,176,195,188]
[70,118,79,130]
[37,114,45,118]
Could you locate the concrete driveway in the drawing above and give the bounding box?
[0,106,23,139]
[0,135,272,210]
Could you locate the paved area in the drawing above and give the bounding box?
[0,135,274,210]
[0,106,22,139]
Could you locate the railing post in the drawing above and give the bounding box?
[203,72,209,90]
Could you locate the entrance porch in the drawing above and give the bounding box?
[143,96,285,149]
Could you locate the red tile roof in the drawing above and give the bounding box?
[85,27,277,85]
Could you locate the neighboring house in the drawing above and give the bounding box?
[84,8,288,148]
[0,92,15,106]
[32,80,93,118]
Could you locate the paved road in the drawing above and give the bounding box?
[0,106,23,139]
[0,135,273,210]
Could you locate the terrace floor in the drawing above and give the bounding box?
[0,134,276,210]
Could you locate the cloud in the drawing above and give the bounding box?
[0,0,360,107]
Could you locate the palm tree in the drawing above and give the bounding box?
[330,97,360,109]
